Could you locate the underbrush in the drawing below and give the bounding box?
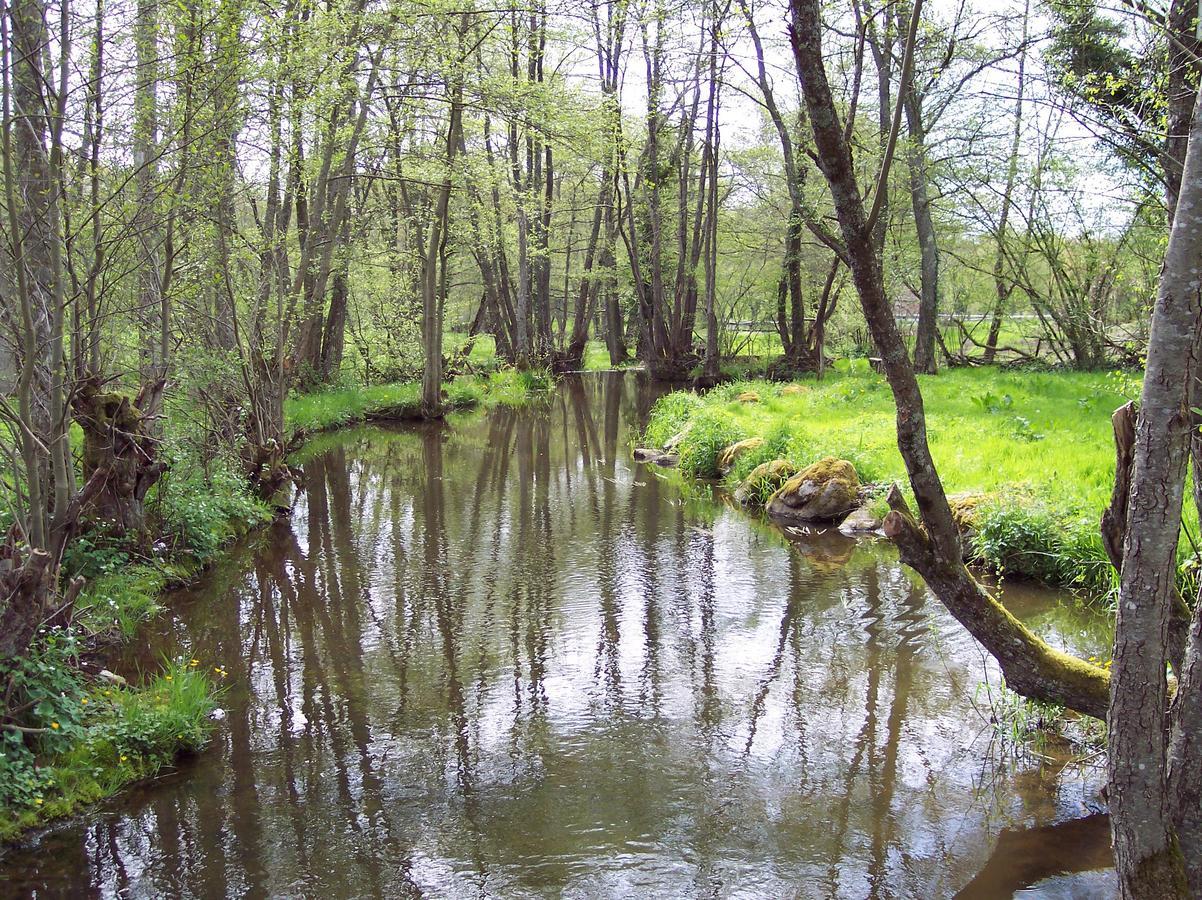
[60,453,272,642]
[640,363,1192,601]
[1,635,217,841]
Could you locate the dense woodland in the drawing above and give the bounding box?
[2,0,1202,895]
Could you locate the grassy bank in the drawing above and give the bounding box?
[2,454,268,840]
[643,362,1185,599]
[284,368,550,441]
[1,648,218,841]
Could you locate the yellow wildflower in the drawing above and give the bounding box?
[50,722,59,730]
[34,798,43,806]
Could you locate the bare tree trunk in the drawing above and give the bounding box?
[984,0,1027,363]
[134,0,162,381]
[903,89,938,374]
[420,18,468,417]
[1105,68,1202,900]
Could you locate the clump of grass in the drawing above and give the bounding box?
[481,369,552,406]
[286,382,423,436]
[74,567,166,639]
[982,683,1107,757]
[1,640,218,841]
[676,411,745,480]
[973,504,1116,598]
[285,370,545,441]
[727,422,793,484]
[644,391,704,448]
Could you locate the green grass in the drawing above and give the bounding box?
[643,362,1178,598]
[284,369,551,442]
[1,654,217,841]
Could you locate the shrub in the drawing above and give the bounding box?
[152,455,271,563]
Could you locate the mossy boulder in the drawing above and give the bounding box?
[781,384,809,396]
[716,437,765,476]
[766,457,860,523]
[736,390,761,403]
[733,458,798,506]
[947,492,992,554]
[948,492,991,529]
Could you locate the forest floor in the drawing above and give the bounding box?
[641,361,1187,600]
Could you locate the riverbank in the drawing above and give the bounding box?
[1,368,545,842]
[641,362,1182,600]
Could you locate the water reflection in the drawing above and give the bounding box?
[2,373,1114,898]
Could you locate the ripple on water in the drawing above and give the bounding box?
[0,374,1115,899]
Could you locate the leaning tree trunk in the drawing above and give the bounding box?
[787,0,1110,720]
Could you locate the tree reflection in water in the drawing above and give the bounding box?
[1,373,1114,898]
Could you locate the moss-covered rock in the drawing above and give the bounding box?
[766,457,859,523]
[733,458,798,506]
[948,492,992,529]
[716,437,765,476]
[736,390,761,403]
[946,492,993,557]
[781,383,809,396]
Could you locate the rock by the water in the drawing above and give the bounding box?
[736,390,760,403]
[766,457,859,523]
[947,492,990,529]
[717,437,764,476]
[839,504,883,535]
[733,458,797,506]
[633,448,679,467]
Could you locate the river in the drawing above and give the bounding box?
[1,372,1116,898]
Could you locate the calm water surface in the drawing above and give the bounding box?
[1,373,1116,898]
